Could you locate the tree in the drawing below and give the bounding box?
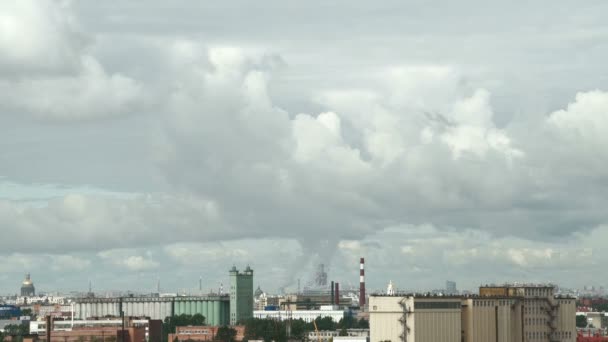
[576,314,588,328]
[216,326,237,342]
[162,314,207,342]
[339,327,348,336]
[357,318,369,329]
[20,309,33,318]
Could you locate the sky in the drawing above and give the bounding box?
[1,0,608,295]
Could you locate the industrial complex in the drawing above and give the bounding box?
[0,260,591,342]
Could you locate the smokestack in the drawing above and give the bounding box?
[335,282,340,306]
[331,281,335,304]
[360,257,366,307]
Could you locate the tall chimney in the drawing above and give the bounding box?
[330,281,335,304]
[335,282,340,306]
[359,257,366,307]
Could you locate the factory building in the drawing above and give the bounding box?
[229,266,253,325]
[73,295,230,326]
[369,284,575,342]
[369,296,462,342]
[465,284,576,342]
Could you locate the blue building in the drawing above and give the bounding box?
[0,305,21,318]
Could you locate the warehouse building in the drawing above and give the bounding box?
[73,295,230,326]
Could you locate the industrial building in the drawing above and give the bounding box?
[29,317,162,339]
[73,295,230,326]
[229,266,254,325]
[369,295,462,342]
[465,284,576,342]
[369,284,576,342]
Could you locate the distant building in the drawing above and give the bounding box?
[30,317,162,342]
[306,329,368,342]
[0,305,21,319]
[73,296,229,326]
[254,307,345,323]
[229,266,254,325]
[445,281,457,295]
[168,325,245,342]
[21,274,35,297]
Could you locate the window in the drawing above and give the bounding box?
[414,301,460,309]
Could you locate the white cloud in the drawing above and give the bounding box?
[0,0,85,76]
[98,249,159,271]
[0,56,143,120]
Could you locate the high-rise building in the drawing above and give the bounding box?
[229,266,254,325]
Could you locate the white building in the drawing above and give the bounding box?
[253,309,345,323]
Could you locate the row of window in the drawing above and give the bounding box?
[413,302,460,309]
[525,317,549,326]
[525,330,571,339]
[472,300,515,307]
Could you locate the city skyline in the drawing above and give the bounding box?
[2,0,608,293]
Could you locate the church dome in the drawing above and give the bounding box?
[20,274,35,296]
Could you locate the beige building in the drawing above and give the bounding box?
[369,296,461,342]
[370,285,575,342]
[464,285,575,342]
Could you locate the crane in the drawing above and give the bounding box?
[313,320,321,342]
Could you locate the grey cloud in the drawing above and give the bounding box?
[1,0,608,292]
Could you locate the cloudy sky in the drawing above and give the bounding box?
[1,0,608,295]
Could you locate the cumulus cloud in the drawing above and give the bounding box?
[0,193,224,253]
[0,57,143,120]
[0,0,145,120]
[98,249,159,271]
[0,0,86,76]
[2,0,608,292]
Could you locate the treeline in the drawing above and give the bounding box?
[243,316,368,342]
[0,324,30,342]
[161,314,367,342]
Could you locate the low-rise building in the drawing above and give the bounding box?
[306,329,369,342]
[168,325,245,342]
[30,317,162,342]
[253,308,345,323]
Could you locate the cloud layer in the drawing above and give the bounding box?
[1,0,608,293]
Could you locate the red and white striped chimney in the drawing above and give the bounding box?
[359,257,366,307]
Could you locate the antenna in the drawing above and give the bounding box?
[157,277,161,294]
[199,276,203,292]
